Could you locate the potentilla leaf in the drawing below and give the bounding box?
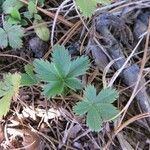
[0,22,24,49]
[21,74,37,86]
[25,64,35,78]
[86,106,102,132]
[73,101,90,115]
[33,59,59,82]
[65,78,82,90]
[21,64,38,86]
[97,104,119,121]
[0,94,12,117]
[84,85,97,101]
[52,45,71,77]
[2,0,23,14]
[0,73,21,118]
[95,88,118,103]
[67,56,90,77]
[73,85,119,131]
[33,45,90,98]
[42,81,64,98]
[4,22,24,49]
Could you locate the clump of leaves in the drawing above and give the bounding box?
[25,0,50,41]
[33,45,90,98]
[21,64,38,86]
[7,8,22,25]
[2,0,24,25]
[2,0,23,14]
[0,22,24,49]
[75,0,110,17]
[73,85,119,131]
[27,1,50,41]
[2,0,49,41]
[0,73,21,118]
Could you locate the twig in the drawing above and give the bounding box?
[18,0,73,27]
[51,0,71,46]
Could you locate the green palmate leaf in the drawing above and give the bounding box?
[24,64,35,77]
[20,19,28,26]
[52,45,71,77]
[33,45,90,98]
[75,0,110,17]
[67,56,90,77]
[0,22,24,49]
[38,0,45,6]
[95,88,119,103]
[33,59,59,82]
[21,74,36,86]
[86,106,102,131]
[33,19,50,41]
[73,101,89,115]
[65,78,82,90]
[0,94,12,118]
[84,85,97,101]
[73,85,119,132]
[97,104,119,121]
[0,73,21,118]
[42,81,64,98]
[2,0,23,14]
[4,22,24,49]
[21,64,38,86]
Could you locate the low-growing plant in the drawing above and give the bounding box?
[28,0,50,41]
[21,64,38,86]
[2,0,23,14]
[73,85,119,131]
[33,45,90,98]
[0,45,119,131]
[0,22,24,49]
[1,0,49,47]
[0,73,21,118]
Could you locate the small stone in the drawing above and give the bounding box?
[29,37,49,58]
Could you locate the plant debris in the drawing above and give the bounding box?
[0,0,150,149]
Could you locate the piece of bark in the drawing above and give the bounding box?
[87,39,110,72]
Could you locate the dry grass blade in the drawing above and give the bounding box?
[19,0,73,27]
[118,18,150,126]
